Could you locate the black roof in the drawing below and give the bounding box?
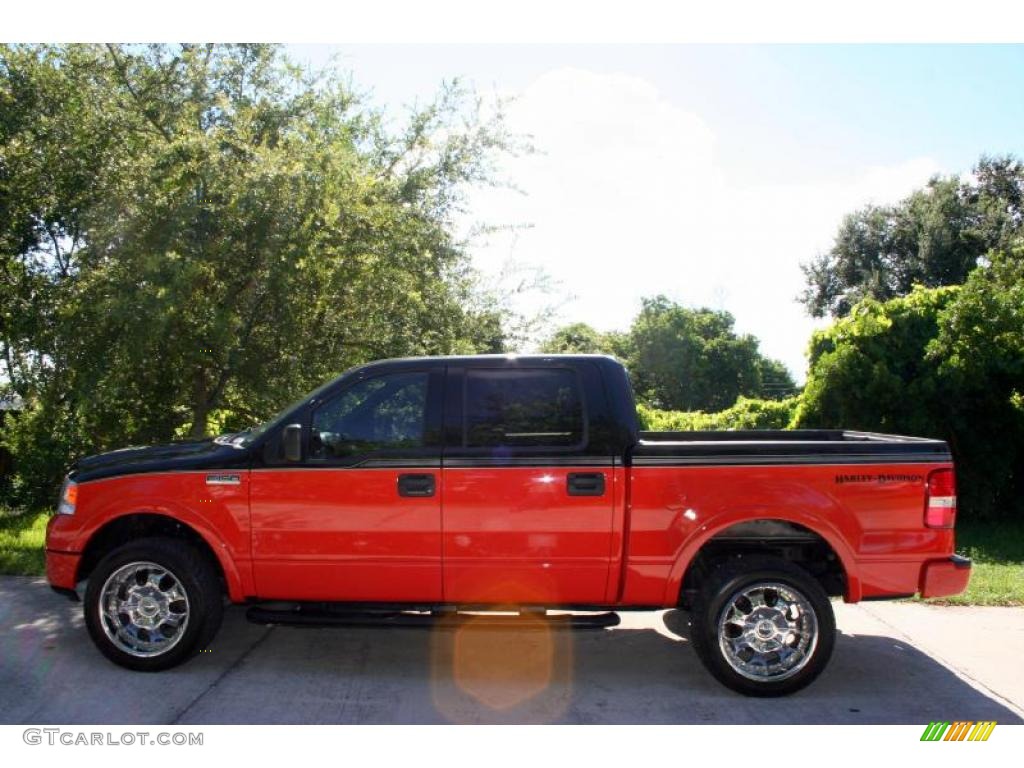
[351,353,627,374]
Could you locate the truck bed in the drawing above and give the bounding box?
[633,429,951,464]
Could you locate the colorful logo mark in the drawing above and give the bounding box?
[920,721,996,741]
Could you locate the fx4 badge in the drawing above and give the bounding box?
[205,473,241,485]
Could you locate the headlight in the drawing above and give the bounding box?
[57,479,78,516]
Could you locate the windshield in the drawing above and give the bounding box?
[217,375,346,447]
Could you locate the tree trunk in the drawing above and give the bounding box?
[189,370,210,438]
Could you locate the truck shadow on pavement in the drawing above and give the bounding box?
[0,578,1021,725]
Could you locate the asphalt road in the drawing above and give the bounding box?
[1,576,1021,725]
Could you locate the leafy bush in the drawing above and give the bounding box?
[0,397,91,509]
[637,396,800,432]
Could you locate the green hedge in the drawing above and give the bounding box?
[637,396,800,432]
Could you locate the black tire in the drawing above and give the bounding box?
[689,555,835,697]
[84,537,224,672]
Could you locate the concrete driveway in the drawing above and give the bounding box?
[1,576,1021,725]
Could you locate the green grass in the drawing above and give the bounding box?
[0,508,48,576]
[923,520,1024,606]
[0,509,1021,605]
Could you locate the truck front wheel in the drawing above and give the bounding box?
[689,555,835,696]
[84,537,224,671]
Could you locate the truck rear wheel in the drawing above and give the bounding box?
[689,555,835,696]
[84,537,224,671]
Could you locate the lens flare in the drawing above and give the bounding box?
[430,585,575,722]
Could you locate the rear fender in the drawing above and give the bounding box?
[662,506,861,606]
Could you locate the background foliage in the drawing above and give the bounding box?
[541,297,797,411]
[795,252,1024,521]
[799,156,1024,317]
[553,159,1024,522]
[1,45,1022,528]
[637,396,799,431]
[792,158,1024,521]
[0,44,517,505]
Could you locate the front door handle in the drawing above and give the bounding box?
[567,472,605,496]
[398,473,435,497]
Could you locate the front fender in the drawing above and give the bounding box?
[70,471,252,601]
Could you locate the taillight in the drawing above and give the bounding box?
[925,468,956,528]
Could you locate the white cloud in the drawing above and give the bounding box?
[464,68,941,382]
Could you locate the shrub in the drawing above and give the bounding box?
[637,396,800,432]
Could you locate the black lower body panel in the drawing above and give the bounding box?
[246,605,620,630]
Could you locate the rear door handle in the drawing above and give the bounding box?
[398,473,435,497]
[567,472,605,496]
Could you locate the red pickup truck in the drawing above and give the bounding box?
[45,354,970,696]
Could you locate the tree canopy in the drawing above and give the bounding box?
[539,322,626,357]
[540,296,796,412]
[0,43,514,504]
[800,156,1024,317]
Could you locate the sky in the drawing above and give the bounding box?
[288,45,1024,381]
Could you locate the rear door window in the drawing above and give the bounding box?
[463,368,584,448]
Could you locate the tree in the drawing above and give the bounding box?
[794,287,955,438]
[539,322,626,357]
[929,249,1024,519]
[625,296,771,412]
[540,300,796,411]
[969,155,1024,246]
[757,357,798,399]
[0,44,517,505]
[800,156,1024,318]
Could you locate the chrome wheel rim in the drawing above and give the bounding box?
[717,581,818,682]
[98,561,190,658]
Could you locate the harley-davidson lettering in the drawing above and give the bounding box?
[835,473,923,484]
